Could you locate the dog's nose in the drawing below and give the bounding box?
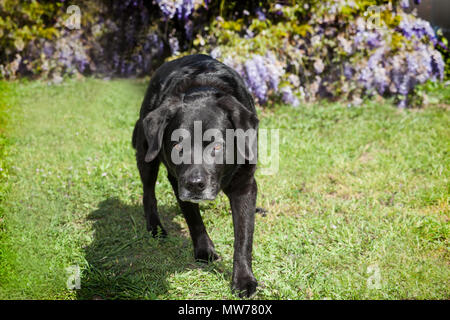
[186,175,206,193]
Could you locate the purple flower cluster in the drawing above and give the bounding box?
[169,36,180,55]
[221,51,298,106]
[352,12,444,104]
[156,0,196,21]
[27,29,91,80]
[398,14,437,44]
[353,19,385,51]
[245,56,268,102]
[94,0,168,77]
[155,0,200,39]
[400,0,422,8]
[211,1,445,108]
[359,48,389,95]
[255,8,266,21]
[281,86,300,107]
[400,0,410,9]
[223,53,285,104]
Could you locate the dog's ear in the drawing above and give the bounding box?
[217,95,259,131]
[142,97,180,163]
[217,95,259,163]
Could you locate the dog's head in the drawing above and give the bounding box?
[142,93,258,203]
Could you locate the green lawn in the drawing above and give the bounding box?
[0,78,448,299]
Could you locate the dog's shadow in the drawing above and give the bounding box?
[77,197,228,299]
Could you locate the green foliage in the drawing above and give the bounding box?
[0,0,447,105]
[191,0,444,107]
[0,1,63,71]
[435,28,450,79]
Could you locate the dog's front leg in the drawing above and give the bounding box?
[167,174,219,262]
[137,158,167,237]
[226,177,258,298]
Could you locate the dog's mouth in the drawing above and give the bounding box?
[179,194,216,203]
[178,186,218,203]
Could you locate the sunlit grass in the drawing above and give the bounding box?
[0,78,448,299]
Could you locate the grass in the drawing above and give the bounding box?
[0,78,448,299]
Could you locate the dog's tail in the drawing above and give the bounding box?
[132,119,139,149]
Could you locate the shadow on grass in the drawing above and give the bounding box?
[77,197,227,299]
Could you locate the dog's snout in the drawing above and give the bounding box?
[186,175,206,192]
[179,167,218,202]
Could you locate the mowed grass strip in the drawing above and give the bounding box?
[0,78,448,299]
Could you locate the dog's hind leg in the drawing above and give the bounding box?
[167,174,219,262]
[138,158,167,237]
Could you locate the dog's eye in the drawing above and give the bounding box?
[174,143,183,152]
[211,143,223,157]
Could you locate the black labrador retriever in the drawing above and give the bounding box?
[132,54,259,297]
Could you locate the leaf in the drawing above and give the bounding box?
[292,23,313,37]
[13,37,24,51]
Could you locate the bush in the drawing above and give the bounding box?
[190,1,445,107]
[0,0,447,107]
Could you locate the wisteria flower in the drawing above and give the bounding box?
[314,58,325,74]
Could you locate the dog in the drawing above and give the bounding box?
[132,54,259,297]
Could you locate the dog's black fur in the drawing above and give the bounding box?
[132,54,259,297]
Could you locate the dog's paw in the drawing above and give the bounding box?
[195,246,220,263]
[148,224,167,238]
[232,275,258,298]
